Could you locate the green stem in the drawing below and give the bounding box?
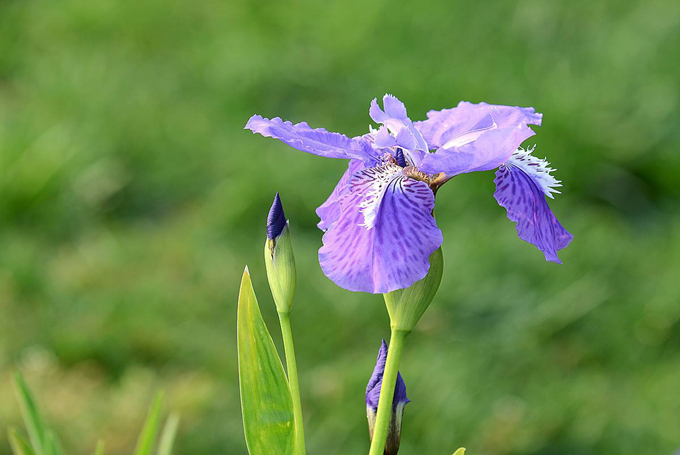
[368,328,409,455]
[277,311,306,455]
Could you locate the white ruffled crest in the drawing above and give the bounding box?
[506,146,562,199]
[355,164,404,229]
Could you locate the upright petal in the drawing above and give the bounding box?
[316,159,365,231]
[493,149,573,263]
[245,115,378,162]
[319,164,443,294]
[369,95,429,155]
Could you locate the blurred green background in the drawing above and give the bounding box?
[1,0,679,454]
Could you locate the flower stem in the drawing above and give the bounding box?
[368,328,409,455]
[277,311,306,455]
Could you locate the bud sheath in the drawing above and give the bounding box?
[264,193,297,313]
[384,247,443,332]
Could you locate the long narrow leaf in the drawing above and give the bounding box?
[156,413,180,455]
[13,373,46,455]
[237,267,295,455]
[132,392,164,455]
[8,429,37,455]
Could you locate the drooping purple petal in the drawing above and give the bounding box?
[415,101,542,150]
[419,124,537,176]
[267,192,287,239]
[319,164,443,294]
[366,340,409,411]
[245,115,378,162]
[316,159,365,231]
[494,160,573,263]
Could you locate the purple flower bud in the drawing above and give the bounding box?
[366,340,409,455]
[267,192,287,240]
[264,192,296,312]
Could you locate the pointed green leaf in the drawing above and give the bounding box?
[13,373,46,455]
[133,392,164,455]
[8,429,37,455]
[238,267,295,455]
[453,448,466,455]
[156,413,180,455]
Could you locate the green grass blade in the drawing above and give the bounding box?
[44,431,65,455]
[237,267,295,455]
[156,413,180,455]
[13,373,46,455]
[8,429,37,455]
[132,392,164,455]
[93,440,105,455]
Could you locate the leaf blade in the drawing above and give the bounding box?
[13,373,46,455]
[238,267,295,455]
[133,392,164,455]
[156,413,180,455]
[8,429,37,455]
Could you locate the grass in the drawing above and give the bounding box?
[8,373,178,455]
[1,0,679,454]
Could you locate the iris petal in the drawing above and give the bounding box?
[415,101,542,149]
[419,124,536,176]
[415,102,542,177]
[494,163,573,263]
[319,164,443,294]
[245,115,378,162]
[316,159,365,231]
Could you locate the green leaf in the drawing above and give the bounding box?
[8,429,37,455]
[156,413,180,455]
[237,267,295,455]
[133,392,164,455]
[13,373,46,455]
[452,448,466,455]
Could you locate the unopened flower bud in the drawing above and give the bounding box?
[366,340,409,455]
[383,247,443,332]
[264,193,296,313]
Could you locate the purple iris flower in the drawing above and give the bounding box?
[246,95,573,294]
[366,340,409,455]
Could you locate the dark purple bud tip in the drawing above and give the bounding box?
[366,340,410,411]
[394,148,407,167]
[267,192,287,240]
